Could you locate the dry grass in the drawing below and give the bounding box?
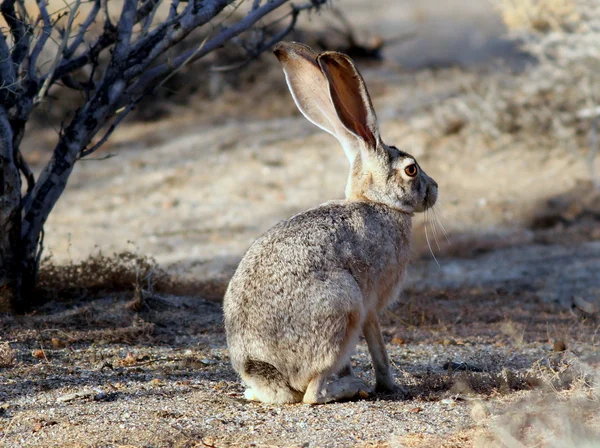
[479,382,600,447]
[35,251,227,304]
[497,0,580,32]
[0,342,16,368]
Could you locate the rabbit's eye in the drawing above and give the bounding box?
[404,164,418,177]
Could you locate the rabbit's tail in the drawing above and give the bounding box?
[241,359,304,404]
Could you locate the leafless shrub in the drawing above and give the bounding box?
[0,0,327,312]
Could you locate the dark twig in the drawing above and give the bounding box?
[64,0,101,59]
[79,98,142,158]
[15,149,34,195]
[212,3,302,72]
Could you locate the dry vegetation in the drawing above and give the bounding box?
[34,252,227,304]
[1,0,600,446]
[497,0,580,32]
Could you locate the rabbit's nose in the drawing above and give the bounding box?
[425,182,438,209]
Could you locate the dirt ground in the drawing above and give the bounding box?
[2,0,600,446]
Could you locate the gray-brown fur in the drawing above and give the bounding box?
[223,42,438,404]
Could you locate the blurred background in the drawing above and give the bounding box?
[22,0,598,309]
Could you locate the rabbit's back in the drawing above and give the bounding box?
[224,200,411,391]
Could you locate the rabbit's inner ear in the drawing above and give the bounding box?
[318,52,380,150]
[274,43,359,162]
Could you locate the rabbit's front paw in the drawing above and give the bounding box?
[375,381,407,398]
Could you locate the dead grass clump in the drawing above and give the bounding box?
[497,0,580,32]
[483,390,600,446]
[473,352,600,446]
[36,251,167,302]
[0,342,16,368]
[35,251,227,304]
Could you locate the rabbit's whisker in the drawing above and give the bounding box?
[424,212,440,267]
[428,209,441,251]
[432,206,450,244]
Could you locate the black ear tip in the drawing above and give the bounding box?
[318,52,355,72]
[273,42,285,57]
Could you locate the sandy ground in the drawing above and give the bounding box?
[2,0,600,446]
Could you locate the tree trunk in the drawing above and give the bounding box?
[0,106,22,312]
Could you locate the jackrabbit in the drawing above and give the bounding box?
[223,42,438,404]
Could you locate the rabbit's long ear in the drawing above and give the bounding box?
[317,52,380,150]
[274,42,359,162]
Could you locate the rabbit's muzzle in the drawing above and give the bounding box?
[412,176,437,213]
[424,180,438,211]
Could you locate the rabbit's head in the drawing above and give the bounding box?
[274,42,437,214]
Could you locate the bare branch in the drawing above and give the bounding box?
[59,73,92,90]
[124,0,200,69]
[212,4,303,72]
[64,0,101,59]
[48,0,161,84]
[28,0,53,82]
[167,0,181,21]
[79,98,141,158]
[49,26,117,84]
[15,149,34,195]
[138,0,162,34]
[128,0,323,96]
[1,0,30,67]
[35,0,82,104]
[137,0,161,22]
[0,33,17,106]
[101,0,112,28]
[111,0,137,64]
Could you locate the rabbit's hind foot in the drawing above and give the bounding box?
[242,384,303,404]
[242,376,304,404]
[302,374,373,404]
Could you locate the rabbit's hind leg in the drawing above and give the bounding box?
[302,309,369,404]
[241,360,304,404]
